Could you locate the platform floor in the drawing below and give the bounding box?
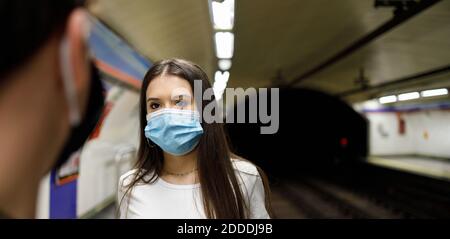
[367,155,450,181]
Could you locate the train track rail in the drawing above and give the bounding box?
[272,162,450,219]
[276,177,402,219]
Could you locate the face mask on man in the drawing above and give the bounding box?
[144,108,204,156]
[54,14,105,169]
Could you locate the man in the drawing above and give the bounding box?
[0,0,104,218]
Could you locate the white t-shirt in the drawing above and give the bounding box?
[117,159,270,219]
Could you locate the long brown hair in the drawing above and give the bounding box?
[119,58,273,218]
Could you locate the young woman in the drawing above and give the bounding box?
[118,59,273,219]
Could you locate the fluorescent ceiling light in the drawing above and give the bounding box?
[215,32,234,59]
[214,71,229,87]
[211,0,234,30]
[398,92,420,101]
[378,95,397,104]
[213,71,230,100]
[421,88,448,97]
[218,59,232,71]
[361,99,382,110]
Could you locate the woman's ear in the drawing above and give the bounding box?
[66,8,91,118]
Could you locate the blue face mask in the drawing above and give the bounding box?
[144,108,203,156]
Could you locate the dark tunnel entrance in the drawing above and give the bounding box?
[226,87,368,178]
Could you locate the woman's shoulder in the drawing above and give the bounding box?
[119,168,154,188]
[231,158,260,177]
[231,158,266,202]
[119,169,139,188]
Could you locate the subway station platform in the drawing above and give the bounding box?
[367,155,450,181]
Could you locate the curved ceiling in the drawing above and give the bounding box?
[90,0,450,103]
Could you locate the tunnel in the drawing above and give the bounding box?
[226,88,368,177]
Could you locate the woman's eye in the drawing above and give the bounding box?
[149,103,160,110]
[176,100,188,107]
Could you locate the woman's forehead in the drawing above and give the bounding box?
[146,75,193,99]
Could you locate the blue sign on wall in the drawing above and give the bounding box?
[49,169,77,219]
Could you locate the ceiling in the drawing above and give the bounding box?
[90,0,215,77]
[297,0,450,102]
[90,0,450,103]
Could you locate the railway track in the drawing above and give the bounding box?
[271,162,450,219]
[273,177,403,219]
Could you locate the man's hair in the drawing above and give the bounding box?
[0,0,85,80]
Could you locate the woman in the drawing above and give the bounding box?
[118,59,273,219]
